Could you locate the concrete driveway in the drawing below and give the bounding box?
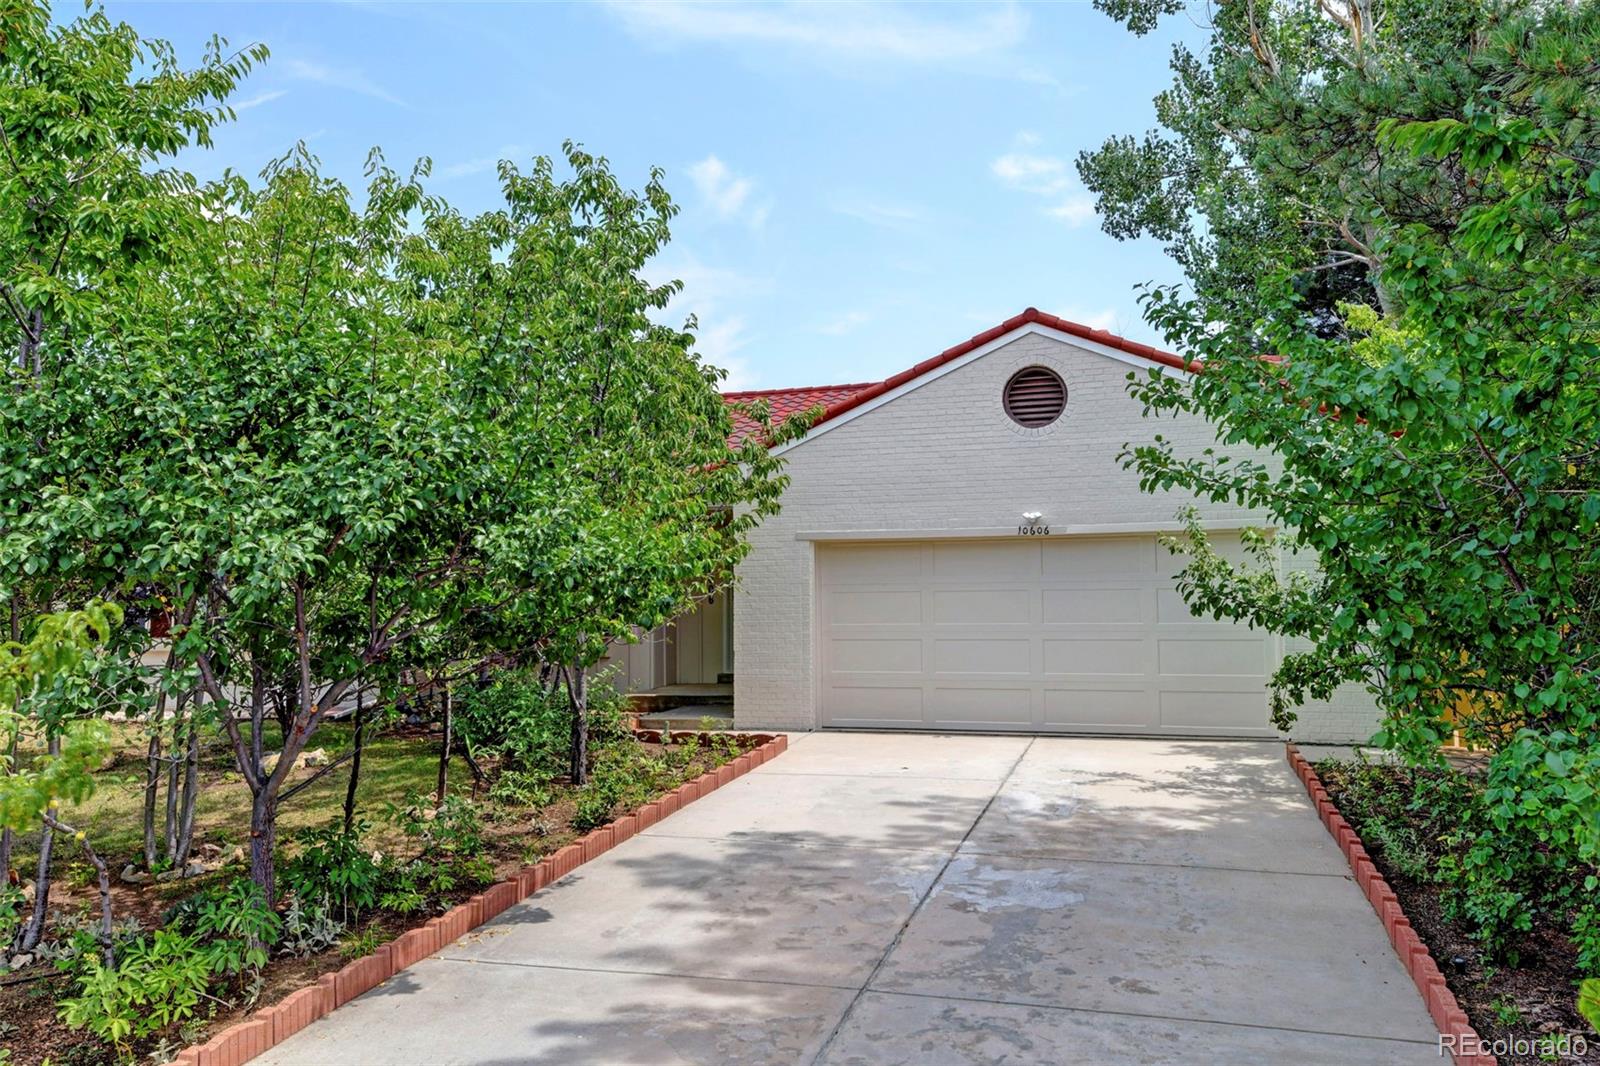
[260,734,1441,1065]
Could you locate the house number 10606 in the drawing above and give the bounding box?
[1017,524,1050,536]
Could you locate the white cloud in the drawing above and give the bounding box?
[603,1,1026,62]
[1046,196,1096,226]
[831,196,922,229]
[991,138,1097,228]
[436,145,526,181]
[694,316,755,390]
[689,156,751,216]
[687,155,769,228]
[647,254,770,388]
[818,310,870,336]
[991,152,1070,195]
[232,89,288,112]
[283,58,406,107]
[437,156,500,180]
[600,1,1059,85]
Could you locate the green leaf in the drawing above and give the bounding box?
[1579,979,1600,1034]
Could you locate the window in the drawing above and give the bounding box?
[1003,366,1067,428]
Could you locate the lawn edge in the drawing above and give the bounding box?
[173,731,790,1066]
[1284,743,1497,1066]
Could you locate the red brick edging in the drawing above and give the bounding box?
[1284,743,1496,1066]
[174,732,789,1066]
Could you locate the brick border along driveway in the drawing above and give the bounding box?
[260,733,1444,1065]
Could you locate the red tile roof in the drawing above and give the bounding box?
[722,308,1194,447]
[722,382,877,447]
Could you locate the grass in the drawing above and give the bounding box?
[12,720,451,873]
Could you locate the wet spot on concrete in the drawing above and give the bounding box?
[932,855,1087,913]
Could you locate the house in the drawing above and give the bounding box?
[604,308,1379,744]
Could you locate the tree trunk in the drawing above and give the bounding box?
[1,600,14,886]
[88,847,114,969]
[0,730,15,880]
[568,662,589,787]
[249,793,277,910]
[43,815,115,968]
[164,709,182,860]
[434,686,452,807]
[17,306,41,376]
[141,731,161,869]
[16,735,61,952]
[174,709,201,866]
[17,821,53,952]
[343,688,365,834]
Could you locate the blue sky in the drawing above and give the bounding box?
[108,1,1193,390]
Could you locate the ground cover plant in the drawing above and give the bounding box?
[1319,759,1600,1063]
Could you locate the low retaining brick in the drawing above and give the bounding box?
[1285,744,1496,1066]
[177,731,788,1065]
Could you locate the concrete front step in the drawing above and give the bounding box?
[636,707,735,731]
[628,684,733,713]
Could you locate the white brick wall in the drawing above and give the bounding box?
[732,325,1380,742]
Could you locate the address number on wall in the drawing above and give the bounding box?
[1016,524,1051,536]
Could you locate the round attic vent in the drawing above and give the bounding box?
[1003,366,1067,428]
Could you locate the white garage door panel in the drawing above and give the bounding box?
[933,588,1028,624]
[927,687,1032,728]
[1160,690,1269,731]
[1043,587,1144,624]
[934,638,1031,675]
[1043,638,1145,676]
[818,537,1276,736]
[1043,536,1156,575]
[831,639,922,674]
[1157,638,1266,677]
[827,686,923,722]
[1044,688,1152,729]
[831,590,922,626]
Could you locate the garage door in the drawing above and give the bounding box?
[816,536,1275,735]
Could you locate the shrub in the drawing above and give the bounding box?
[489,769,554,810]
[571,784,618,833]
[454,671,570,776]
[571,741,671,832]
[59,931,211,1052]
[584,674,632,743]
[281,820,383,922]
[393,792,488,863]
[61,878,282,1052]
[378,791,494,912]
[179,878,282,978]
[455,665,632,780]
[1321,758,1599,968]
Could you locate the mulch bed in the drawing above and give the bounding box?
[1316,761,1598,1065]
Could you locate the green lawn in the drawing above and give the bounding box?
[14,721,452,872]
